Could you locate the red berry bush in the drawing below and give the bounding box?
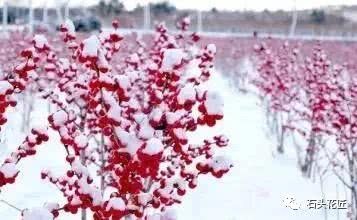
[254,40,357,219]
[0,19,232,220]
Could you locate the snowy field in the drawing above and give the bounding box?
[0,62,349,219]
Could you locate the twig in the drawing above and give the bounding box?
[0,199,22,212]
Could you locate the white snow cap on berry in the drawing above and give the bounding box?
[63,19,76,36]
[107,104,122,122]
[52,110,68,126]
[206,44,216,54]
[115,128,143,156]
[0,163,18,178]
[82,35,100,57]
[74,134,88,148]
[210,155,233,172]
[138,119,155,139]
[106,197,126,211]
[0,80,13,94]
[143,137,164,155]
[33,35,48,49]
[161,49,186,72]
[183,16,191,24]
[204,91,224,115]
[177,84,196,105]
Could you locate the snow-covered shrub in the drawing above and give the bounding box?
[253,41,357,219]
[0,19,232,219]
[253,41,300,154]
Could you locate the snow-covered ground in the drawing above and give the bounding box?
[176,70,348,220]
[0,66,349,219]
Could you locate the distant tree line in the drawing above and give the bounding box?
[310,9,326,24]
[95,1,177,15]
[97,0,125,16]
[150,1,176,14]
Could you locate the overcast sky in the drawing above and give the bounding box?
[4,0,357,11]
